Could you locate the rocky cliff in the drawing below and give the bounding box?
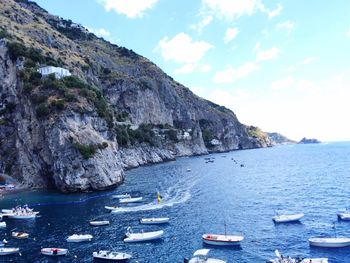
[0,0,272,192]
[267,132,296,145]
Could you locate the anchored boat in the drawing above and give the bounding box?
[272,213,304,223]
[202,224,243,246]
[41,248,68,256]
[90,220,110,226]
[308,237,350,248]
[140,217,169,225]
[67,234,93,242]
[267,250,328,263]
[12,232,29,239]
[185,249,226,263]
[0,248,19,256]
[93,250,132,261]
[123,227,164,243]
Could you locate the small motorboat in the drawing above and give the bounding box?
[0,222,6,228]
[1,209,12,214]
[187,169,192,172]
[308,237,350,248]
[267,250,328,263]
[105,206,119,211]
[140,217,169,225]
[202,233,243,246]
[272,213,304,223]
[0,248,19,255]
[119,197,143,203]
[123,227,164,243]
[185,249,226,263]
[93,250,132,261]
[337,212,350,221]
[12,232,29,239]
[112,193,131,199]
[67,234,93,242]
[90,220,110,226]
[41,248,68,256]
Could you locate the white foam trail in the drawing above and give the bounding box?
[110,175,198,214]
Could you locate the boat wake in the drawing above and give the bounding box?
[111,175,198,213]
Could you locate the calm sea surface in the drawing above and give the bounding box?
[1,142,350,263]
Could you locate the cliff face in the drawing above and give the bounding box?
[267,132,296,145]
[0,0,272,192]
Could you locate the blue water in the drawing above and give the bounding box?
[1,142,350,262]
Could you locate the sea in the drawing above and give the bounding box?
[0,142,350,263]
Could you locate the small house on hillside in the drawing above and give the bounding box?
[38,66,71,79]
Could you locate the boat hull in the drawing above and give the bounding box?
[140,218,169,224]
[90,221,110,226]
[338,213,350,221]
[124,230,164,243]
[202,234,243,246]
[41,248,68,256]
[119,197,143,204]
[0,248,19,255]
[272,213,304,223]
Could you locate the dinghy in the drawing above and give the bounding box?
[337,212,350,221]
[112,193,131,199]
[93,250,132,261]
[140,217,169,225]
[41,248,68,256]
[202,224,243,246]
[66,234,93,242]
[185,249,226,263]
[267,250,328,263]
[308,237,350,248]
[0,248,19,255]
[0,222,6,228]
[272,213,304,223]
[119,197,143,203]
[202,233,243,246]
[123,227,164,243]
[12,232,29,239]
[90,220,110,226]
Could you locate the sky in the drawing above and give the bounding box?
[33,0,350,142]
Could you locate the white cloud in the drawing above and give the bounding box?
[259,3,283,18]
[253,42,261,52]
[199,64,212,72]
[174,64,196,75]
[202,0,258,20]
[98,0,158,18]
[276,21,295,35]
[213,62,259,83]
[156,33,213,64]
[301,57,317,65]
[270,76,294,90]
[256,46,279,61]
[86,27,111,38]
[224,27,239,44]
[190,16,213,33]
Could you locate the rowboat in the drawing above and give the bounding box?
[267,250,328,263]
[272,213,304,223]
[123,227,164,243]
[12,232,29,239]
[309,237,350,248]
[93,250,132,261]
[67,234,93,242]
[202,233,243,246]
[337,212,350,221]
[119,197,143,203]
[112,194,131,199]
[0,248,19,255]
[0,222,6,228]
[41,248,68,256]
[185,249,226,263]
[140,217,169,224]
[90,220,110,226]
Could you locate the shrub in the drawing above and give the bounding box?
[73,142,97,159]
[51,99,65,110]
[165,129,178,143]
[202,129,214,146]
[7,42,26,61]
[115,125,129,147]
[31,94,47,104]
[36,103,50,117]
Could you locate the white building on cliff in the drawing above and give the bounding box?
[38,66,71,79]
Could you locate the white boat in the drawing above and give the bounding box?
[123,227,164,242]
[186,249,226,263]
[202,233,243,246]
[1,209,12,214]
[309,237,350,248]
[119,197,143,203]
[90,220,110,226]
[67,234,93,242]
[7,213,38,219]
[272,213,304,223]
[0,248,19,255]
[0,222,6,228]
[337,212,350,221]
[187,169,192,172]
[41,248,68,256]
[93,250,132,261]
[267,250,328,263]
[112,193,131,199]
[12,232,29,239]
[140,217,169,224]
[105,206,119,211]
